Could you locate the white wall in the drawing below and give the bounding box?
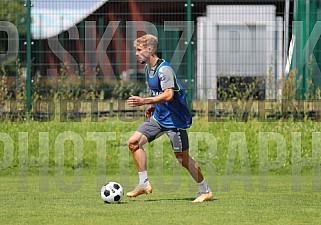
[196,5,283,100]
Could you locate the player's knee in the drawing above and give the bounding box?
[128,138,139,152]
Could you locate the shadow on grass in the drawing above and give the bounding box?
[104,201,129,205]
[144,197,218,202]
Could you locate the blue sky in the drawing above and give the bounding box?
[31,0,107,39]
[33,0,99,9]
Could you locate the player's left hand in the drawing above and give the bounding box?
[145,105,155,118]
[127,96,145,107]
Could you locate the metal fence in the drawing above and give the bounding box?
[1,0,321,118]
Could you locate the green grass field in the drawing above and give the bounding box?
[0,118,321,224]
[0,175,320,225]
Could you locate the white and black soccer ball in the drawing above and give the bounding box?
[100,182,124,204]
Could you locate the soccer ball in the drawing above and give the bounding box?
[100,182,124,204]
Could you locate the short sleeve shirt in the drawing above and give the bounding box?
[149,63,176,91]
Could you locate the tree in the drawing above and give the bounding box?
[0,0,26,75]
[0,0,26,34]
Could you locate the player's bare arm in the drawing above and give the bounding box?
[127,88,174,107]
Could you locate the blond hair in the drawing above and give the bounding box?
[134,34,158,53]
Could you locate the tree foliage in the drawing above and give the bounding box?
[0,0,26,35]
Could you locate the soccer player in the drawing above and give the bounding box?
[127,34,212,202]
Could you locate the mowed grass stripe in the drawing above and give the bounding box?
[0,175,320,225]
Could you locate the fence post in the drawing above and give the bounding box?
[25,0,32,113]
[186,0,193,108]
